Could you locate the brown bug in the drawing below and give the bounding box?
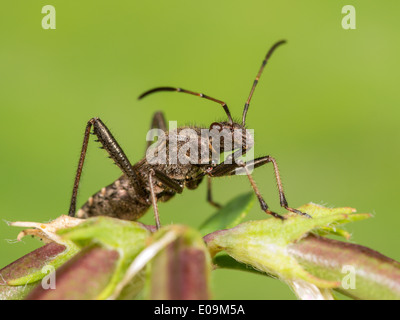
[68,40,309,228]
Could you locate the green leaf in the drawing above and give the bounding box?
[0,243,69,299]
[204,203,372,290]
[288,234,400,300]
[4,216,83,287]
[199,192,255,236]
[58,216,151,299]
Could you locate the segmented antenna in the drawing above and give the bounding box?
[242,40,287,126]
[139,87,234,124]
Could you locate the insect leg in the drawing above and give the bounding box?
[146,111,167,152]
[208,156,310,218]
[205,156,269,178]
[148,169,161,229]
[246,156,310,218]
[207,176,222,209]
[238,162,285,220]
[147,168,184,228]
[68,117,147,217]
[206,159,283,219]
[153,169,183,193]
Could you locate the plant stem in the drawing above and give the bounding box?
[213,234,400,300]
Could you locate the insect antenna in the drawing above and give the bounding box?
[241,40,287,126]
[138,86,234,124]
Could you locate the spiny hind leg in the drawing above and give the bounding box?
[68,117,147,217]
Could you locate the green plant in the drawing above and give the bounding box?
[1,193,399,300]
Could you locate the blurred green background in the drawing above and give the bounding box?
[0,1,399,299]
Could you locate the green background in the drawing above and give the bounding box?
[0,1,399,299]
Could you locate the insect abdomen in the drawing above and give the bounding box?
[76,176,151,220]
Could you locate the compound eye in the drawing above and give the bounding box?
[209,122,222,132]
